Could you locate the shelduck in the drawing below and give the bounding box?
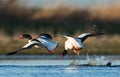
[6,33,58,55]
[61,33,105,56]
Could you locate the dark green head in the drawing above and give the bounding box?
[19,34,32,40]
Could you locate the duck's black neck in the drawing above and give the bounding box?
[27,36,32,40]
[23,34,32,40]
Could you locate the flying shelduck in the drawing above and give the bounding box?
[6,33,58,55]
[61,33,105,56]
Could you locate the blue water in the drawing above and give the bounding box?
[0,65,119,77]
[0,55,119,77]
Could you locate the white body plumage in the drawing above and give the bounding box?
[61,33,104,56]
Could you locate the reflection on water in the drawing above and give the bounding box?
[0,55,119,66]
[65,66,79,73]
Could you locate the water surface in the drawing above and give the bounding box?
[0,55,119,77]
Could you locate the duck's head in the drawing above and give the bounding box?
[19,34,32,40]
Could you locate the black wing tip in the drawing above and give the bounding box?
[40,33,52,39]
[6,51,18,55]
[90,32,106,35]
[6,53,13,55]
[6,52,15,55]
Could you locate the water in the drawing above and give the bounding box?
[0,65,119,77]
[0,55,119,77]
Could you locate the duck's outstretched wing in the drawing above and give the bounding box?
[6,41,41,55]
[37,34,58,52]
[77,33,105,42]
[6,48,26,55]
[37,37,58,52]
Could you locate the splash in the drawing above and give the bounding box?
[87,55,112,66]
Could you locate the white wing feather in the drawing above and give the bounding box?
[22,41,40,48]
[37,38,58,51]
[77,33,90,38]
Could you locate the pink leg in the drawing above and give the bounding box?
[77,51,80,56]
[73,50,77,54]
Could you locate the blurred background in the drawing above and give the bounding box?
[0,0,120,55]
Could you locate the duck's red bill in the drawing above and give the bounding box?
[19,35,23,39]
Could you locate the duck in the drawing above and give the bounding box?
[6,33,58,55]
[61,33,105,56]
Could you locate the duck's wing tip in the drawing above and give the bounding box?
[6,48,23,55]
[6,51,18,55]
[90,32,106,36]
